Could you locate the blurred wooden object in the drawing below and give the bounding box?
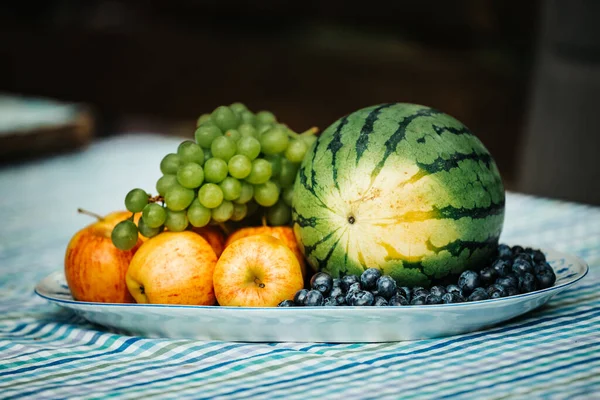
[0,95,94,162]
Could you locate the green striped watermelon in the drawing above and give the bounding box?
[291,103,505,287]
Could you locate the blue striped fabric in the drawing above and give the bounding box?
[1,134,599,399]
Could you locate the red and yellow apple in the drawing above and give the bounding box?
[225,226,308,277]
[126,231,217,305]
[214,235,304,307]
[191,225,226,257]
[65,210,142,303]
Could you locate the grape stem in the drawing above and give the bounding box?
[286,126,319,139]
[261,214,268,227]
[149,195,164,204]
[77,208,104,221]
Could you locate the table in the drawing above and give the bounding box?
[1,134,599,399]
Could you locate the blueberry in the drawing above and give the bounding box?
[389,295,409,306]
[329,286,346,305]
[293,289,309,306]
[512,258,534,276]
[536,268,556,289]
[497,244,513,260]
[487,283,508,298]
[347,282,361,293]
[353,290,375,306]
[340,275,360,292]
[531,249,546,264]
[375,276,397,299]
[519,273,537,293]
[277,300,295,307]
[458,270,480,296]
[345,283,361,304]
[514,253,534,266]
[468,288,489,301]
[360,268,382,290]
[441,292,464,304]
[506,286,520,296]
[512,245,525,255]
[446,284,463,297]
[479,267,498,285]
[410,295,427,305]
[492,259,512,277]
[496,274,519,289]
[534,262,553,275]
[310,272,333,296]
[397,286,411,302]
[413,287,429,298]
[426,294,443,304]
[323,297,338,306]
[430,285,447,297]
[332,278,342,289]
[305,290,324,306]
[374,296,389,306]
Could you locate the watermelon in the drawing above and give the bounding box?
[291,103,505,287]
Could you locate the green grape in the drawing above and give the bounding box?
[256,110,277,125]
[266,155,282,179]
[230,102,248,115]
[198,183,224,209]
[178,141,205,165]
[204,158,228,183]
[211,106,240,131]
[254,181,280,207]
[195,123,222,148]
[187,199,211,228]
[238,123,258,138]
[219,177,242,201]
[228,154,252,179]
[285,138,308,163]
[224,129,241,142]
[279,158,299,188]
[138,216,163,238]
[234,181,254,204]
[160,153,181,175]
[267,200,291,226]
[230,203,247,221]
[240,110,256,126]
[211,200,234,222]
[165,185,195,211]
[236,136,261,160]
[142,203,167,228]
[211,136,236,161]
[302,134,318,148]
[203,148,212,161]
[125,188,149,213]
[165,209,188,232]
[156,174,178,196]
[258,124,273,135]
[196,113,211,126]
[177,162,204,189]
[245,158,272,184]
[282,186,294,207]
[246,200,259,216]
[111,220,138,250]
[260,127,289,155]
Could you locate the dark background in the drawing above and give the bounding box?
[1,0,599,204]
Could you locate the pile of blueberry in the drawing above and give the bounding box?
[278,244,557,307]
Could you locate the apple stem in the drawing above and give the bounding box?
[77,208,104,221]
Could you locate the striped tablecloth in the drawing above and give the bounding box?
[1,134,599,399]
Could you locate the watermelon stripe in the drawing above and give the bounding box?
[326,116,348,191]
[290,208,319,228]
[297,166,338,216]
[355,103,395,165]
[432,124,473,137]
[371,108,440,179]
[417,152,492,175]
[303,226,343,255]
[427,237,499,257]
[315,233,345,268]
[436,201,505,220]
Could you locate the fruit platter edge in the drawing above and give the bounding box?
[35,247,588,343]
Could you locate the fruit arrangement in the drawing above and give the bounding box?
[280,244,557,307]
[65,102,559,309]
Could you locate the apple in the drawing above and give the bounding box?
[214,235,304,307]
[225,226,309,277]
[126,231,217,305]
[64,210,142,303]
[191,225,226,257]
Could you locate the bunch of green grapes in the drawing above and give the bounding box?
[111,102,317,250]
